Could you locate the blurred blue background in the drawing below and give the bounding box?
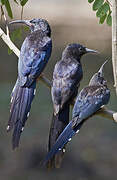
[0,0,117,180]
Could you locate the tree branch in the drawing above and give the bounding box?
[0,27,20,57]
[95,107,117,122]
[112,0,117,94]
[0,26,117,122]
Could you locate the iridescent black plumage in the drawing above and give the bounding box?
[7,18,52,149]
[48,44,97,168]
[44,60,110,165]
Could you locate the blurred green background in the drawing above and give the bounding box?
[0,0,117,180]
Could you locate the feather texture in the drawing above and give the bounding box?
[7,19,52,149]
[44,62,110,165]
[7,81,36,149]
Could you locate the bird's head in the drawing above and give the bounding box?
[9,18,51,36]
[89,60,108,86]
[62,43,98,61]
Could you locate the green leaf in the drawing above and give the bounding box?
[4,0,13,18]
[14,0,19,4]
[10,28,22,41]
[106,13,112,26]
[23,26,29,31]
[93,0,104,11]
[101,2,110,14]
[88,0,94,3]
[20,0,28,6]
[99,13,107,24]
[96,5,103,17]
[96,2,110,17]
[8,47,13,55]
[8,28,22,55]
[0,0,5,5]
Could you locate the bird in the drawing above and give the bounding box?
[7,18,52,150]
[48,43,97,168]
[44,60,110,166]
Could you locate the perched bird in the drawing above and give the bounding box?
[7,18,52,149]
[48,43,97,168]
[44,60,110,166]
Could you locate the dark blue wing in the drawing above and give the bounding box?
[72,86,110,124]
[18,36,52,87]
[43,86,110,164]
[8,33,52,149]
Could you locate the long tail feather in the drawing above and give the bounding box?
[44,117,84,167]
[47,104,69,168]
[7,80,36,149]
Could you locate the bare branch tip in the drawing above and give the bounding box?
[113,113,117,122]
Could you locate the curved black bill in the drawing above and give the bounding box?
[9,20,32,27]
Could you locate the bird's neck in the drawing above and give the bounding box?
[62,57,81,68]
[62,53,81,64]
[28,30,49,41]
[31,29,50,37]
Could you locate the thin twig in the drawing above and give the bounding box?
[0,5,4,21]
[0,26,117,122]
[3,13,10,38]
[39,73,52,88]
[95,107,117,122]
[1,5,10,37]
[21,6,23,20]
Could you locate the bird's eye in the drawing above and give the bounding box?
[79,47,82,51]
[30,19,37,24]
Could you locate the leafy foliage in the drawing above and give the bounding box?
[0,0,13,18]
[8,26,29,54]
[106,12,112,26]
[88,0,112,26]
[14,0,19,4]
[0,0,29,54]
[8,28,22,54]
[4,0,13,18]
[93,0,104,11]
[20,0,28,6]
[88,0,94,3]
[0,0,112,55]
[0,0,29,19]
